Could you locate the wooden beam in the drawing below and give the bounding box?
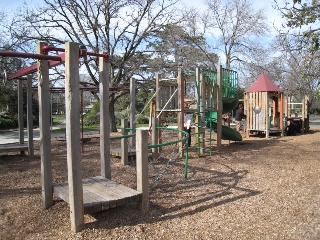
[65,42,84,232]
[99,53,111,179]
[136,129,149,213]
[38,42,53,209]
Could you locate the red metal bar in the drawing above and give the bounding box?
[8,64,37,80]
[6,48,109,79]
[87,52,109,62]
[42,45,65,53]
[8,53,66,79]
[0,50,62,61]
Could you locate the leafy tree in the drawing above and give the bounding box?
[277,0,320,51]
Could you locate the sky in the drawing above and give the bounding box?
[181,0,284,28]
[1,0,285,67]
[2,0,284,23]
[2,0,284,28]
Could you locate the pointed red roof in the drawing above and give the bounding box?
[246,73,282,93]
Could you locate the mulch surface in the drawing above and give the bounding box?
[1,126,320,239]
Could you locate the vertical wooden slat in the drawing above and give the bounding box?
[136,129,149,213]
[65,42,84,232]
[27,75,34,157]
[248,92,253,131]
[38,42,53,209]
[301,95,306,134]
[280,93,284,136]
[265,92,269,138]
[99,54,111,179]
[259,92,263,130]
[258,92,262,130]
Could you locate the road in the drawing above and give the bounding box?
[0,124,99,144]
[1,118,319,145]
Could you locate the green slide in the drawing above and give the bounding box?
[205,111,242,141]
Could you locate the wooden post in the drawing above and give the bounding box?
[155,74,161,112]
[27,75,34,157]
[216,65,223,150]
[129,78,136,147]
[305,95,309,132]
[65,42,84,232]
[244,93,249,138]
[301,95,306,134]
[121,119,128,165]
[151,117,159,160]
[177,71,184,153]
[99,53,111,179]
[136,129,149,213]
[37,42,53,209]
[18,79,24,154]
[198,68,205,154]
[155,74,162,150]
[280,93,284,136]
[266,94,269,138]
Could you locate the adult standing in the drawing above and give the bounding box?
[235,104,246,131]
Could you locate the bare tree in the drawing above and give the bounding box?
[272,0,320,100]
[204,0,270,70]
[269,28,320,103]
[11,0,180,131]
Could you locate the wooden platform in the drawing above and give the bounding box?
[53,176,142,214]
[248,127,283,136]
[0,143,28,153]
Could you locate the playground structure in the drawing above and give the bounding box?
[1,42,150,233]
[244,73,285,138]
[150,66,241,157]
[284,95,310,133]
[0,75,34,156]
[1,42,241,232]
[244,73,310,138]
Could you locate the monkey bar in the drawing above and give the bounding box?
[0,46,109,80]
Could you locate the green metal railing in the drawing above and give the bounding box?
[110,126,190,179]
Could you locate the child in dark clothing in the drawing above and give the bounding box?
[286,120,298,136]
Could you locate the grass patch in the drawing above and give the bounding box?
[52,125,100,132]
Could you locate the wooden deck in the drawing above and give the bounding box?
[53,176,142,214]
[248,127,283,137]
[0,143,28,153]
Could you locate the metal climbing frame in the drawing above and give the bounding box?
[185,68,238,157]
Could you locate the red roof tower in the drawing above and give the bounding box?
[246,73,282,93]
